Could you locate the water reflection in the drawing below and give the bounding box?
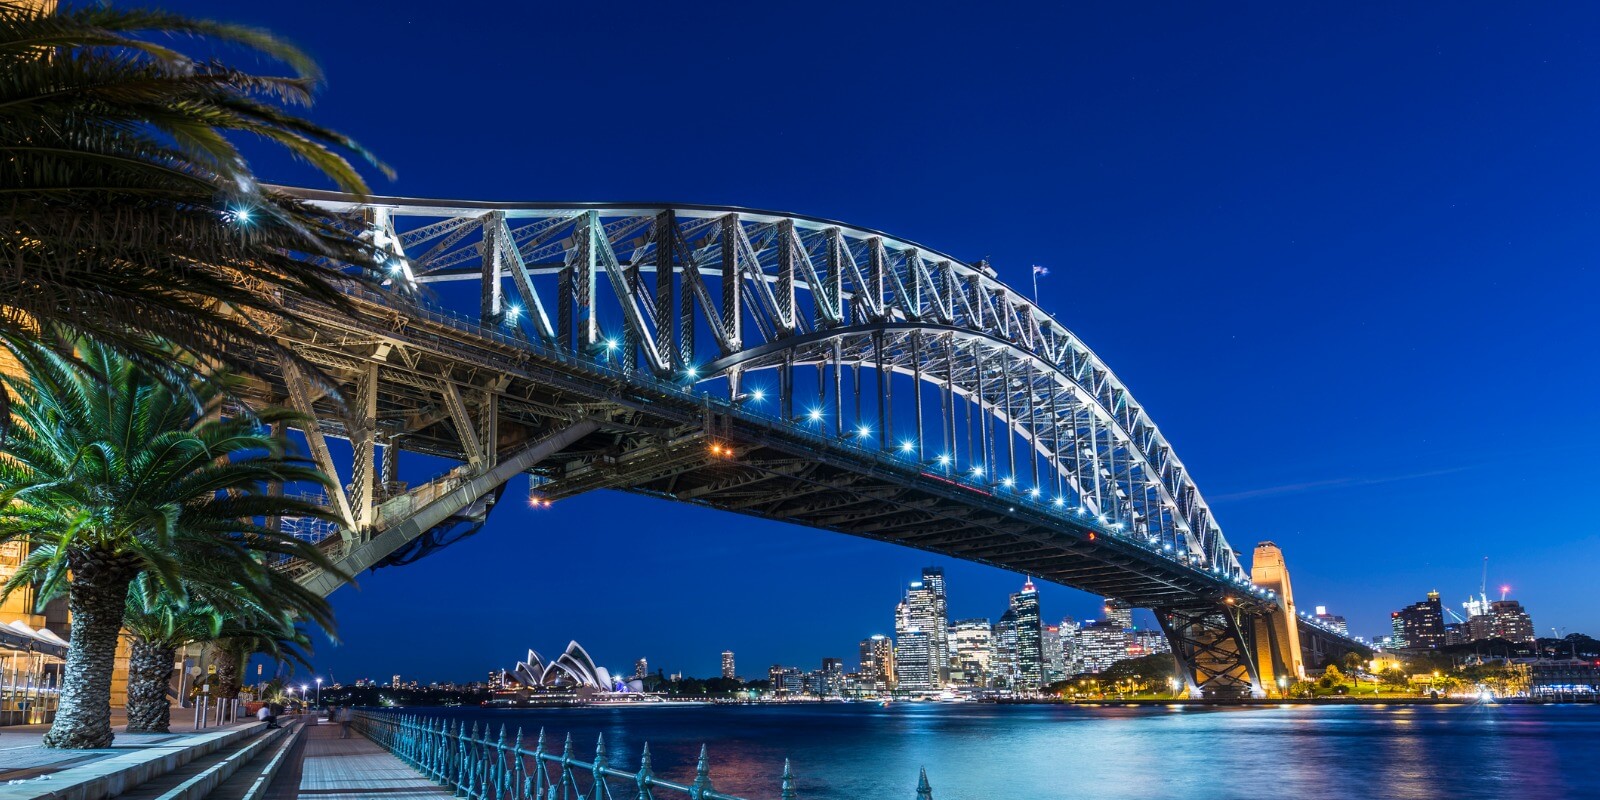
[418,703,1600,799]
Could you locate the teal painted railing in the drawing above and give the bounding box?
[354,711,934,799]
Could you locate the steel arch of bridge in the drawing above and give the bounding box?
[256,191,1370,696]
[298,190,1245,580]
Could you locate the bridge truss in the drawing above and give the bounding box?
[248,191,1366,696]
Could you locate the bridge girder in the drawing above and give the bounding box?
[250,191,1370,694]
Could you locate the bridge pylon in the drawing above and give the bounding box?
[1249,541,1304,689]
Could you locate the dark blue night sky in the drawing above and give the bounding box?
[184,0,1600,683]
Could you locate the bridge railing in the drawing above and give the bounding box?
[353,710,936,800]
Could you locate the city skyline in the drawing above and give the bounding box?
[173,0,1600,682]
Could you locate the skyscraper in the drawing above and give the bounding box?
[950,618,993,686]
[1488,599,1536,644]
[895,630,934,691]
[1104,598,1134,630]
[921,567,951,685]
[991,609,1019,688]
[1394,591,1446,650]
[721,650,736,680]
[1058,617,1082,676]
[859,635,895,692]
[1042,625,1065,684]
[897,577,947,688]
[1078,622,1127,673]
[1012,579,1044,691]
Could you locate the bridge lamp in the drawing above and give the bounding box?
[604,338,619,351]
[857,424,872,438]
[936,454,952,466]
[900,441,915,454]
[971,465,984,477]
[1052,496,1065,507]
[807,408,824,422]
[505,304,523,322]
[1001,477,1015,488]
[1028,487,1041,499]
[685,366,699,378]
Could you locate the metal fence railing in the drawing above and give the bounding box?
[354,711,936,800]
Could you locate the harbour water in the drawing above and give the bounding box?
[406,702,1600,799]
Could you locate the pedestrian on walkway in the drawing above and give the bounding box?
[336,705,354,739]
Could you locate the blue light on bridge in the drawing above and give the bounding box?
[900,441,915,454]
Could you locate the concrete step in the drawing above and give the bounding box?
[200,720,306,800]
[114,721,297,800]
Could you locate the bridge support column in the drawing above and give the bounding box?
[1157,605,1265,699]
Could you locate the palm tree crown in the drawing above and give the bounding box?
[0,335,346,747]
[0,1,393,398]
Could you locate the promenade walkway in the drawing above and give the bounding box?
[270,721,450,799]
[0,707,246,783]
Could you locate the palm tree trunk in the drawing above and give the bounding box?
[43,550,136,749]
[211,643,241,699]
[124,637,176,734]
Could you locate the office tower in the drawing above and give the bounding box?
[1012,579,1044,690]
[1128,628,1170,657]
[634,658,648,680]
[818,658,845,696]
[897,577,947,688]
[1042,625,1065,684]
[1104,598,1134,630]
[721,650,736,680]
[1058,617,1083,676]
[1394,591,1446,649]
[895,630,934,691]
[991,609,1019,688]
[921,567,951,685]
[1078,621,1128,673]
[950,618,993,686]
[391,674,400,688]
[860,635,895,691]
[1488,599,1535,644]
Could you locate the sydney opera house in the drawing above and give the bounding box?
[499,641,640,694]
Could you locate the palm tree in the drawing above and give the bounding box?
[0,1,393,416]
[123,602,314,734]
[0,336,345,748]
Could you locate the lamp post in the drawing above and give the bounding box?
[1278,675,1289,699]
[315,677,323,707]
[300,684,308,709]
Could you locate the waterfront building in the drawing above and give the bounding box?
[1487,599,1536,644]
[1313,605,1349,636]
[1078,621,1128,673]
[721,650,736,680]
[895,630,934,691]
[1103,598,1134,631]
[509,642,618,691]
[817,658,845,696]
[950,618,993,686]
[769,665,803,696]
[1394,591,1446,650]
[859,635,895,691]
[896,574,949,687]
[634,658,648,680]
[1012,579,1044,690]
[991,610,1019,688]
[1530,660,1599,698]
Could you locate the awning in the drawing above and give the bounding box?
[0,621,68,659]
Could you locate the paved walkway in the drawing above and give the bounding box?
[276,722,451,799]
[0,706,251,781]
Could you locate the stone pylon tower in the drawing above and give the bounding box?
[1250,542,1304,688]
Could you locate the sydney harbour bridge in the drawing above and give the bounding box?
[254,189,1368,698]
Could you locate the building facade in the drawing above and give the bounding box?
[1012,579,1044,691]
[894,630,934,691]
[721,650,736,680]
[1394,591,1446,650]
[1078,621,1128,673]
[991,609,1019,688]
[949,618,993,686]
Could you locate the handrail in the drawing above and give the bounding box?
[354,709,935,800]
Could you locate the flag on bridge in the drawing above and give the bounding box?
[1031,264,1049,301]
